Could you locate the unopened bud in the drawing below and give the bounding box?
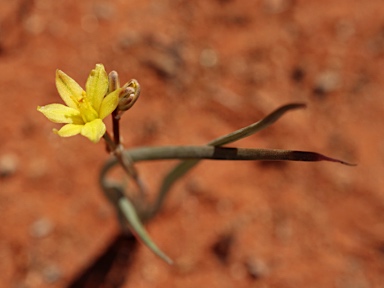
[108,71,120,92]
[118,79,140,112]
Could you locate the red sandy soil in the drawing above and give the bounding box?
[1,0,384,287]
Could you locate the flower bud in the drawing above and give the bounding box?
[108,71,120,92]
[118,79,140,112]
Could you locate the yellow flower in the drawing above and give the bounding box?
[37,64,121,143]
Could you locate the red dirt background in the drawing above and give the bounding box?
[1,0,384,287]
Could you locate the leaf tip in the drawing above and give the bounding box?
[318,154,356,166]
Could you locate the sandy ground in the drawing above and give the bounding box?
[1,0,384,287]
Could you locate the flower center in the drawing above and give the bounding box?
[78,93,99,123]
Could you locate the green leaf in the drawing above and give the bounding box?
[118,197,173,264]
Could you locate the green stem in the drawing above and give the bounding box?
[103,132,147,208]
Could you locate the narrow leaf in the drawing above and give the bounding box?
[118,197,173,264]
[124,146,355,166]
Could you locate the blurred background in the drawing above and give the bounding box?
[1,0,383,287]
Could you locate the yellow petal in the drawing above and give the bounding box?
[99,88,121,119]
[54,124,83,137]
[56,69,84,109]
[37,104,84,124]
[85,64,108,113]
[80,119,106,143]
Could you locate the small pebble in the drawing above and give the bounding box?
[42,265,62,283]
[313,70,341,96]
[0,153,19,178]
[244,258,269,279]
[30,218,54,238]
[200,49,218,68]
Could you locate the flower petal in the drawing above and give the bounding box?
[80,119,106,143]
[99,88,121,119]
[54,124,83,137]
[56,69,85,109]
[85,64,108,113]
[37,104,84,124]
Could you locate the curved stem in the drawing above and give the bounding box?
[103,131,117,151]
[103,133,146,199]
